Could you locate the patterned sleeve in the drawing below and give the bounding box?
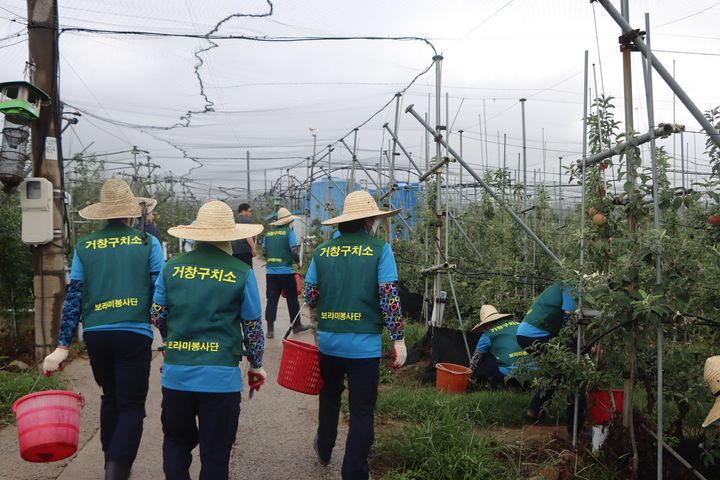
[241,317,264,369]
[469,350,483,373]
[58,280,83,347]
[304,282,319,307]
[151,303,168,341]
[379,281,404,341]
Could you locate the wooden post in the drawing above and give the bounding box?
[27,0,66,361]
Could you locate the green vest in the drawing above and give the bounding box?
[523,281,565,335]
[314,231,385,334]
[75,223,152,328]
[163,244,248,367]
[484,319,528,368]
[264,227,294,269]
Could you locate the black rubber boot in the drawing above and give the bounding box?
[105,461,131,480]
[267,323,275,339]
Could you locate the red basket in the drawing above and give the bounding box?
[12,390,85,463]
[277,339,323,395]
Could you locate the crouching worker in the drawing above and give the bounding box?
[469,305,527,389]
[305,190,407,480]
[515,280,585,432]
[43,179,163,480]
[152,201,265,480]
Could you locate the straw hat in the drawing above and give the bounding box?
[321,190,400,225]
[702,356,720,427]
[270,207,299,226]
[79,178,157,220]
[470,304,513,333]
[168,201,263,242]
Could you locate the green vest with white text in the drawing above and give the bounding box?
[163,244,248,367]
[484,318,527,368]
[314,231,384,334]
[264,226,294,269]
[76,223,152,328]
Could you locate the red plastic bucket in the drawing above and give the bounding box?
[588,389,624,425]
[278,339,323,395]
[12,390,85,462]
[435,363,472,393]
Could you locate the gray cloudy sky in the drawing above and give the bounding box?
[1,0,718,198]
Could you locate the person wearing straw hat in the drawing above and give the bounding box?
[469,304,527,389]
[262,206,309,338]
[42,178,164,480]
[703,356,720,428]
[150,200,265,480]
[304,190,407,479]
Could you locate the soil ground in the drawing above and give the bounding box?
[0,259,348,479]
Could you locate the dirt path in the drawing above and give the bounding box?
[0,260,347,479]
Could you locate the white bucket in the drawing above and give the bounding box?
[591,425,608,453]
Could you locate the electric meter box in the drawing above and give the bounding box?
[20,177,54,245]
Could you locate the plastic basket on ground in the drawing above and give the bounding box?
[588,389,624,424]
[435,362,472,393]
[278,339,323,395]
[12,390,85,462]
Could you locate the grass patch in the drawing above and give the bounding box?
[376,385,555,428]
[0,371,65,426]
[372,406,516,479]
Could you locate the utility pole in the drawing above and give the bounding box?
[27,0,65,361]
[246,150,251,201]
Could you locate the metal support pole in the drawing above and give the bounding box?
[340,138,382,192]
[642,13,663,477]
[449,212,483,261]
[596,0,720,150]
[382,123,423,176]
[520,98,528,209]
[406,104,562,265]
[620,0,636,432]
[432,54,444,327]
[246,150,251,201]
[350,128,358,192]
[573,50,589,448]
[459,130,464,201]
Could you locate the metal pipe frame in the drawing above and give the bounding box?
[382,122,424,176]
[406,104,562,265]
[419,156,455,182]
[580,124,675,167]
[595,0,720,150]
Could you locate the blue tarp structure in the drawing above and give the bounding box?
[307,178,422,239]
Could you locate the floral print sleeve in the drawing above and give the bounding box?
[304,282,319,307]
[58,280,83,347]
[241,317,264,369]
[151,302,168,341]
[379,281,404,341]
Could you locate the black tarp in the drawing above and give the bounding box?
[406,326,481,384]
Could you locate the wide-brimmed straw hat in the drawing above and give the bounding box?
[471,304,513,333]
[79,178,157,220]
[321,190,400,225]
[702,356,720,427]
[270,207,299,226]
[168,201,263,242]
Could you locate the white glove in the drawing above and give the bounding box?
[392,339,407,369]
[43,347,69,375]
[248,367,267,391]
